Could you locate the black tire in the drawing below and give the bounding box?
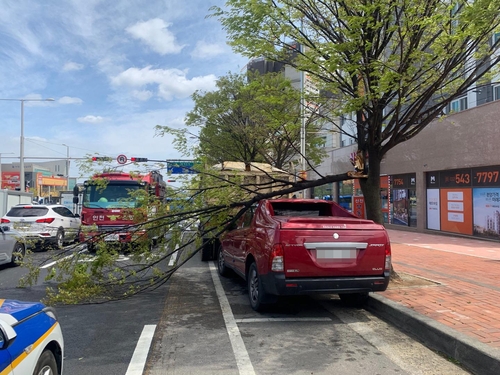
[200,238,214,261]
[87,242,96,254]
[33,349,58,375]
[54,229,64,249]
[10,242,25,266]
[217,246,230,276]
[247,262,273,312]
[339,292,369,307]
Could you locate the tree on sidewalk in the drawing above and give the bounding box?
[169,70,326,170]
[212,0,500,224]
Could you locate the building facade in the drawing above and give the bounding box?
[0,160,74,199]
[318,99,500,239]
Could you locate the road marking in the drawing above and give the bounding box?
[209,263,256,375]
[168,244,179,266]
[235,317,331,323]
[125,324,157,375]
[40,252,130,269]
[320,301,468,375]
[40,253,74,269]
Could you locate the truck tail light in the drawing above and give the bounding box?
[384,242,392,272]
[269,243,284,272]
[0,218,10,223]
[36,218,55,224]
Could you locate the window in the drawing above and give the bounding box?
[271,202,333,217]
[239,208,254,228]
[450,96,467,112]
[53,207,75,217]
[494,86,500,101]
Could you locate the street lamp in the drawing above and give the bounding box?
[0,152,14,189]
[0,98,55,191]
[62,144,70,189]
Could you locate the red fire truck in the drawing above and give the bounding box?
[76,171,166,251]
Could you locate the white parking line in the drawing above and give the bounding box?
[168,244,179,266]
[125,324,157,375]
[209,263,256,375]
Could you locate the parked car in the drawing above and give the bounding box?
[0,299,64,374]
[217,199,392,311]
[1,204,81,249]
[0,225,26,266]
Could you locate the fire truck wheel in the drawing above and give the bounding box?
[87,243,96,254]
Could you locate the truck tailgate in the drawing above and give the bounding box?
[278,217,388,278]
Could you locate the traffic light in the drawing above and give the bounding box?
[92,156,112,162]
[130,157,148,162]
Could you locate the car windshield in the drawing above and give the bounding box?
[6,207,49,217]
[83,182,143,208]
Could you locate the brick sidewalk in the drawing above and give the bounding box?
[381,229,500,348]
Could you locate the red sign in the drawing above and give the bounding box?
[353,196,365,219]
[117,154,127,164]
[1,172,20,190]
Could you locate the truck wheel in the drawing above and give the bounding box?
[33,349,58,375]
[217,246,230,276]
[247,262,274,311]
[339,292,369,307]
[87,242,96,254]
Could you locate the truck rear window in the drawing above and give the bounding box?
[6,207,49,217]
[270,202,333,217]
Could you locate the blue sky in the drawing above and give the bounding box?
[0,0,248,180]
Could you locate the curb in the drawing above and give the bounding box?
[366,294,500,375]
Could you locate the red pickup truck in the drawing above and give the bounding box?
[217,198,391,311]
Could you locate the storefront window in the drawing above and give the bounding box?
[390,173,417,227]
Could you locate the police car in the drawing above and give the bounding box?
[0,299,63,374]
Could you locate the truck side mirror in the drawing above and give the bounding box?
[73,197,79,204]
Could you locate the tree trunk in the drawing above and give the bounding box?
[359,150,383,224]
[359,150,401,280]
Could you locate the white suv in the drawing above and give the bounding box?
[1,204,81,249]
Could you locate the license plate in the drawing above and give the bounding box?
[105,234,119,241]
[317,249,357,259]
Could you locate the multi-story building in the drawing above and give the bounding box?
[311,98,500,240]
[250,35,500,241]
[0,160,75,199]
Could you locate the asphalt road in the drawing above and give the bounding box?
[146,238,469,375]
[0,245,170,375]
[0,235,471,375]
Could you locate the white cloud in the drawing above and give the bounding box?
[126,18,185,55]
[191,41,225,60]
[111,66,217,101]
[62,62,84,72]
[132,90,153,101]
[77,115,105,124]
[59,96,83,105]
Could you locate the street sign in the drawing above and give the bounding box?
[167,161,199,174]
[117,154,127,164]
